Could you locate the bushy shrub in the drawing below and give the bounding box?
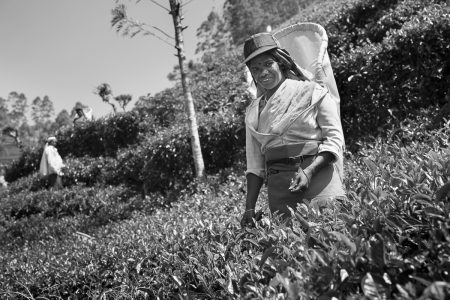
[335,3,450,139]
[62,155,122,187]
[362,0,442,43]
[325,0,400,56]
[3,146,42,183]
[0,168,246,299]
[134,88,185,127]
[116,111,245,194]
[3,112,245,196]
[4,111,154,183]
[56,110,154,157]
[283,0,443,55]
[1,118,449,298]
[280,0,449,141]
[0,185,143,247]
[189,54,253,117]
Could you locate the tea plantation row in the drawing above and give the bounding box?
[1,116,449,299]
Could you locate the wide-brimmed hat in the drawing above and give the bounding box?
[243,32,280,64]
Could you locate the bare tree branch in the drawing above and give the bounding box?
[111,4,174,47]
[131,21,174,46]
[151,25,174,40]
[149,0,170,12]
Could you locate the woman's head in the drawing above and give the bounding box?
[244,32,306,91]
[243,32,280,64]
[246,52,285,92]
[46,136,57,146]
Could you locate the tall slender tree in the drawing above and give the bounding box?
[31,95,54,125]
[50,109,72,133]
[0,97,10,130]
[111,0,205,178]
[7,92,27,128]
[30,95,55,141]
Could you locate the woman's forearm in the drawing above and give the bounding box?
[245,173,264,211]
[303,151,334,179]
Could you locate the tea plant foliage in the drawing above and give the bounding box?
[1,0,450,298]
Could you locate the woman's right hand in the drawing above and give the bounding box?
[289,168,311,193]
[240,209,256,228]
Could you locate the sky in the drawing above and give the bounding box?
[0,0,223,119]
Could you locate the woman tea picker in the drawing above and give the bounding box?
[241,32,346,227]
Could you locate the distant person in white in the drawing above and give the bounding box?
[0,165,7,189]
[39,136,64,189]
[73,106,93,126]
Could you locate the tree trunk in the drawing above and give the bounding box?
[169,0,205,178]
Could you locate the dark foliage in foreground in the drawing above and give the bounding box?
[0,117,449,299]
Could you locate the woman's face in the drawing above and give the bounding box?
[248,53,285,92]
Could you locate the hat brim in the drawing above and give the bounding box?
[243,45,279,64]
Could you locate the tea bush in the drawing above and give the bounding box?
[284,0,445,56]
[57,110,153,158]
[282,0,450,140]
[3,112,245,196]
[188,54,252,117]
[325,0,400,56]
[362,0,445,43]
[0,184,160,248]
[1,156,123,193]
[335,3,450,139]
[4,111,153,183]
[3,146,42,184]
[1,120,449,299]
[119,111,245,193]
[320,0,448,54]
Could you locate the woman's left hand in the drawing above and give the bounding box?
[289,168,311,193]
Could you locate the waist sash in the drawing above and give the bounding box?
[264,142,320,163]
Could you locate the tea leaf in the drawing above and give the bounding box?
[259,246,276,268]
[242,238,260,248]
[361,273,388,300]
[412,193,432,202]
[410,275,432,287]
[422,206,444,217]
[171,275,183,287]
[369,234,386,267]
[435,182,450,202]
[329,231,356,254]
[363,158,378,175]
[294,212,310,230]
[420,281,450,300]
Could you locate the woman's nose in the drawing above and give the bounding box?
[259,68,269,77]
